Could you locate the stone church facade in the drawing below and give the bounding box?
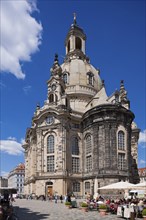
[23,17,140,198]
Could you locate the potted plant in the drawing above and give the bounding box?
[98,204,107,216]
[81,202,88,212]
[65,201,71,208]
[142,208,146,220]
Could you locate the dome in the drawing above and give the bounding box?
[61,58,102,96]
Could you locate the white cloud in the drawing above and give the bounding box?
[23,85,32,94]
[0,0,42,79]
[0,138,24,155]
[0,81,6,89]
[1,171,9,178]
[139,159,146,165]
[139,129,146,144]
[7,136,17,141]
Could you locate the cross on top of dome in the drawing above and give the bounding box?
[73,12,77,25]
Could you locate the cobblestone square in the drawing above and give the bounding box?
[12,199,141,220]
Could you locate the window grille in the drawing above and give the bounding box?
[47,135,54,153]
[71,137,79,155]
[118,153,125,170]
[86,135,92,155]
[118,131,125,150]
[72,157,80,173]
[63,73,68,84]
[85,182,90,190]
[86,155,92,172]
[87,72,94,86]
[73,182,80,192]
[47,156,54,172]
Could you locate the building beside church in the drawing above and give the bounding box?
[138,167,146,183]
[0,176,8,187]
[8,163,25,195]
[23,16,140,198]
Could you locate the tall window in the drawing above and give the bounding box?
[118,153,125,170]
[71,137,79,155]
[72,157,80,173]
[47,135,54,153]
[87,72,94,86]
[73,182,80,192]
[85,182,90,193]
[63,73,68,84]
[75,37,82,50]
[47,156,54,172]
[49,94,54,103]
[68,40,70,53]
[86,155,92,172]
[86,135,92,154]
[118,131,125,150]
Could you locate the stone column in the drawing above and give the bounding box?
[93,178,99,199]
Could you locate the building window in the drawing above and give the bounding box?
[73,182,80,192]
[87,72,94,86]
[86,135,92,155]
[46,116,54,125]
[63,73,68,84]
[47,135,54,153]
[47,156,54,172]
[67,40,70,53]
[75,37,82,50]
[118,131,125,150]
[49,94,54,103]
[85,182,90,193]
[118,153,125,170]
[71,137,79,155]
[86,155,92,172]
[72,157,80,173]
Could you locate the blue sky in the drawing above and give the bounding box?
[0,0,146,177]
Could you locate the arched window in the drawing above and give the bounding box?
[71,137,79,155]
[49,94,54,103]
[118,131,125,150]
[89,75,93,85]
[85,134,92,155]
[87,72,94,86]
[47,135,54,153]
[63,73,68,84]
[55,94,58,103]
[75,37,82,50]
[67,40,70,53]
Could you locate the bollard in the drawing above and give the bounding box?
[130,212,135,220]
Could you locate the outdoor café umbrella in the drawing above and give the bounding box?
[134,182,146,187]
[98,181,135,190]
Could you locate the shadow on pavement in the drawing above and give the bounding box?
[14,206,50,220]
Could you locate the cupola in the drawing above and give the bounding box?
[65,14,86,59]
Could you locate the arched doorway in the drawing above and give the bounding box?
[46,181,53,197]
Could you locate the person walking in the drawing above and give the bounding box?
[60,195,63,203]
[55,195,57,203]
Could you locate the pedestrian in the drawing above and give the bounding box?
[60,195,63,203]
[67,195,71,203]
[55,195,57,203]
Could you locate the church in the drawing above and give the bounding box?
[23,16,140,198]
